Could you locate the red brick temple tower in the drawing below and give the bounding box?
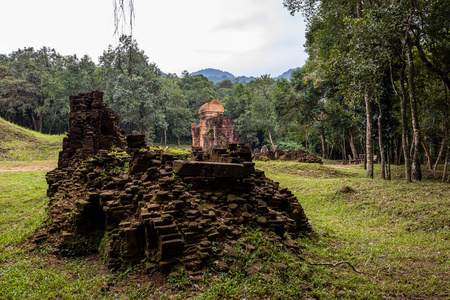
[191,99,239,150]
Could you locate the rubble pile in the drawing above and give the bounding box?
[253,146,322,164]
[190,143,252,163]
[38,92,311,274]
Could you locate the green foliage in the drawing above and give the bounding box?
[99,35,164,140]
[178,72,216,108]
[283,0,450,178]
[1,9,449,171]
[276,140,306,151]
[0,47,100,134]
[160,77,192,145]
[148,146,190,157]
[248,75,278,146]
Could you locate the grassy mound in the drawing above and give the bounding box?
[1,161,449,299]
[0,117,64,161]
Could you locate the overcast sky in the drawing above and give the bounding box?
[1,0,307,77]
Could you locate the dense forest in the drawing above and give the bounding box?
[1,0,449,182]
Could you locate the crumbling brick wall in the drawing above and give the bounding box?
[58,91,125,168]
[38,92,312,275]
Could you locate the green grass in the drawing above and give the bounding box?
[0,117,64,161]
[255,161,450,299]
[0,171,49,258]
[0,161,449,299]
[151,143,192,151]
[0,170,150,299]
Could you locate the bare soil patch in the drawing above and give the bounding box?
[0,160,57,172]
[325,163,361,170]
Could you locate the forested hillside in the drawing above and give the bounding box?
[1,0,449,182]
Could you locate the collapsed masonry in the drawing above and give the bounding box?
[57,90,125,168]
[38,91,311,274]
[253,146,323,164]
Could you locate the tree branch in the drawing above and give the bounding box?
[308,261,364,274]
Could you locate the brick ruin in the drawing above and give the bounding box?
[191,99,239,150]
[37,91,311,274]
[58,91,125,168]
[253,146,323,164]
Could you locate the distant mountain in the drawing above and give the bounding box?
[191,68,235,83]
[189,68,299,84]
[235,75,257,84]
[274,68,299,80]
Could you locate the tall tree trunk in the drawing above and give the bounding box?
[349,130,359,164]
[31,111,38,132]
[407,46,422,181]
[139,124,145,135]
[342,130,347,163]
[177,136,181,147]
[38,111,43,133]
[443,144,449,182]
[433,121,447,170]
[365,94,374,179]
[164,128,167,146]
[48,114,57,135]
[399,62,412,182]
[356,1,362,18]
[377,101,386,180]
[320,129,327,159]
[268,130,275,151]
[420,138,432,170]
[393,138,399,165]
[329,144,334,160]
[360,133,367,170]
[387,143,392,180]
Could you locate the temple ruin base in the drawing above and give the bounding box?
[35,91,312,274]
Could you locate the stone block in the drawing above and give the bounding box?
[173,160,254,178]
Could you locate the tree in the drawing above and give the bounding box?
[0,65,39,127]
[0,47,66,133]
[282,0,450,181]
[248,75,278,150]
[222,82,259,146]
[178,73,216,109]
[99,35,164,140]
[42,54,100,134]
[161,77,191,146]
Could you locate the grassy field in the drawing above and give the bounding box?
[0,117,64,161]
[257,161,450,299]
[0,159,449,299]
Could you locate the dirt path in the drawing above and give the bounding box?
[325,163,360,170]
[0,160,57,172]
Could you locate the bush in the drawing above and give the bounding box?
[276,141,306,152]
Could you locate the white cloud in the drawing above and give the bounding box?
[1,0,307,77]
